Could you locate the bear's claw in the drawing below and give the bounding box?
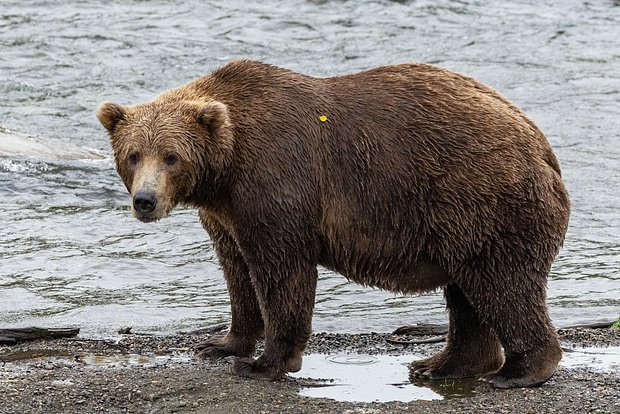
[226,356,285,381]
[194,342,234,359]
[194,335,256,359]
[410,366,463,380]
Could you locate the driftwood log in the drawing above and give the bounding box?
[0,327,80,345]
[386,320,618,345]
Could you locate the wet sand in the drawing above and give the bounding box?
[1,328,619,414]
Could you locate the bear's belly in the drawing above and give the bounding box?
[317,234,450,294]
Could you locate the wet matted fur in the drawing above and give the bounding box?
[97,60,570,388]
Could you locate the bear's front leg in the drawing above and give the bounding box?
[229,254,318,380]
[194,214,264,359]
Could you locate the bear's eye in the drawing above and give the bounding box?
[164,153,178,166]
[128,152,140,165]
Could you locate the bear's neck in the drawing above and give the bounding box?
[186,167,231,210]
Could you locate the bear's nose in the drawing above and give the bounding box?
[133,191,157,214]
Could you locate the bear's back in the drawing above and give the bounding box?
[180,61,568,279]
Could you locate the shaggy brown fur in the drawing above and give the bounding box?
[97,60,570,388]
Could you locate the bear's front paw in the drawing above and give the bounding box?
[226,356,286,381]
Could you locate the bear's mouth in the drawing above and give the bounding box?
[136,214,160,223]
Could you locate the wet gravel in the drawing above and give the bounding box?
[559,327,620,348]
[0,328,619,414]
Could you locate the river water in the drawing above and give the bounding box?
[1,0,619,337]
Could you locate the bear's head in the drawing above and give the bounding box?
[97,98,233,222]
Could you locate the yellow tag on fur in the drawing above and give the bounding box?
[319,115,328,122]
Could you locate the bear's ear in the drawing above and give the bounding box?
[196,101,233,149]
[96,101,127,133]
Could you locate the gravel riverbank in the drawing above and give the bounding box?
[1,328,619,414]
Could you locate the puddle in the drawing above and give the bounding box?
[561,346,620,372]
[1,349,74,363]
[293,347,620,403]
[291,354,479,403]
[0,348,191,367]
[77,353,183,367]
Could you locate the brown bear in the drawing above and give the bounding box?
[97,60,570,388]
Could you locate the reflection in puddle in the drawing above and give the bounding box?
[77,353,173,367]
[292,353,478,403]
[561,346,620,371]
[0,348,191,367]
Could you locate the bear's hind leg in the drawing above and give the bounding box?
[410,284,503,380]
[458,263,562,388]
[194,217,263,359]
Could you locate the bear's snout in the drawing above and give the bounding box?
[133,191,157,215]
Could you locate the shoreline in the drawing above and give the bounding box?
[1,328,619,414]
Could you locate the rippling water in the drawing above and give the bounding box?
[1,0,619,336]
